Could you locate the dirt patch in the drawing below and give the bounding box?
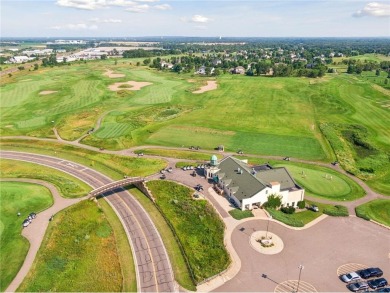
[21,79,32,82]
[108,81,152,91]
[187,79,196,83]
[104,69,125,78]
[192,80,217,94]
[39,91,58,95]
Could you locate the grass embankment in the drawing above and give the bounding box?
[135,148,223,161]
[355,199,390,227]
[1,159,91,198]
[0,139,166,180]
[17,200,128,292]
[146,180,230,283]
[241,156,365,201]
[0,182,54,292]
[228,209,254,220]
[126,187,195,290]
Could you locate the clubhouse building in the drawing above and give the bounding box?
[205,156,305,210]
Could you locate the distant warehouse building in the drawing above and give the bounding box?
[205,156,304,210]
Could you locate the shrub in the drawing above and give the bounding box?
[355,207,370,221]
[323,205,348,217]
[297,200,306,209]
[280,206,296,214]
[264,194,282,209]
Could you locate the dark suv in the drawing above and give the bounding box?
[357,267,383,279]
[368,278,388,289]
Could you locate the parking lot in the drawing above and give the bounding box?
[214,216,389,292]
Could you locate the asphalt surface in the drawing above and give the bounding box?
[214,216,390,292]
[0,151,176,293]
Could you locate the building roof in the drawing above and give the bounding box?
[216,157,302,201]
[256,167,299,191]
[216,157,267,201]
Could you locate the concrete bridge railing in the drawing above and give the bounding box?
[89,177,145,197]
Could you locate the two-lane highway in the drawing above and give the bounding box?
[1,151,176,292]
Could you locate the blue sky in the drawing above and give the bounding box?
[1,0,389,37]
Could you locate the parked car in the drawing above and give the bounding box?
[375,288,390,292]
[160,174,166,180]
[358,268,383,279]
[29,212,36,219]
[368,278,388,289]
[22,219,30,228]
[341,272,361,283]
[309,205,319,212]
[347,281,369,292]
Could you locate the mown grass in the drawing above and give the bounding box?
[0,182,54,292]
[1,62,389,194]
[17,200,123,292]
[240,156,366,201]
[355,199,390,227]
[126,187,195,291]
[228,209,254,220]
[267,200,349,227]
[135,148,223,161]
[146,180,230,283]
[274,163,364,201]
[0,139,166,180]
[0,159,91,198]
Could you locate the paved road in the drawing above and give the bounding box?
[0,151,176,293]
[214,216,390,292]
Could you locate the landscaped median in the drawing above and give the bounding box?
[0,139,166,180]
[145,180,230,284]
[355,199,390,227]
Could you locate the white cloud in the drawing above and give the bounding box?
[56,0,106,10]
[154,4,171,10]
[191,15,211,23]
[125,4,149,12]
[353,2,390,17]
[181,14,212,24]
[56,0,159,10]
[51,23,98,30]
[89,17,122,23]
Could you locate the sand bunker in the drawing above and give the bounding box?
[193,81,217,94]
[39,91,57,95]
[187,79,196,83]
[108,81,152,91]
[104,69,125,78]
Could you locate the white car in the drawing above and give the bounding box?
[22,219,30,228]
[341,272,361,283]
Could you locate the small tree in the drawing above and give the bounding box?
[265,194,282,209]
[34,64,39,70]
[297,200,306,209]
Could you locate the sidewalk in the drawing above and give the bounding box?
[3,179,88,292]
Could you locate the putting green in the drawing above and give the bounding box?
[277,164,352,199]
[0,181,54,292]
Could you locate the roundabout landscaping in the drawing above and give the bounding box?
[249,231,284,255]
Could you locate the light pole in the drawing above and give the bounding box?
[296,265,304,293]
[265,215,272,239]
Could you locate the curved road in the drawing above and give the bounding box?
[0,151,176,293]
